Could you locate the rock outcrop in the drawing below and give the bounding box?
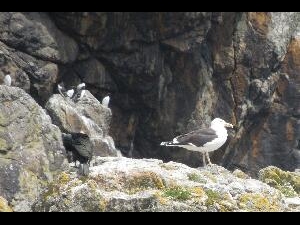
[34,157,298,212]
[0,12,299,179]
[0,85,68,211]
[45,91,120,157]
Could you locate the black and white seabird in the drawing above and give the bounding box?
[57,84,65,96]
[72,83,86,102]
[102,95,110,107]
[57,83,72,98]
[3,74,12,86]
[160,118,233,166]
[62,131,93,176]
[66,89,74,98]
[58,82,86,102]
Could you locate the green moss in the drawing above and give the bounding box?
[188,173,206,183]
[126,171,165,193]
[0,196,13,212]
[277,184,297,197]
[238,193,280,212]
[0,138,8,151]
[204,190,237,212]
[259,166,300,197]
[205,189,222,206]
[163,186,192,201]
[42,172,71,201]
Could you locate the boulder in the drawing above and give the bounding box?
[45,91,120,157]
[0,85,68,211]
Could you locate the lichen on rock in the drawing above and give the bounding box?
[0,196,13,212]
[259,166,300,197]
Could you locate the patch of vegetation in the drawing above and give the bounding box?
[205,189,222,206]
[259,166,300,197]
[126,171,165,193]
[163,186,192,201]
[238,193,280,212]
[42,172,72,201]
[188,173,206,183]
[58,172,71,185]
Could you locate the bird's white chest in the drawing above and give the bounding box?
[203,128,228,152]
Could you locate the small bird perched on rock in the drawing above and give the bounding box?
[160,118,233,166]
[58,82,86,102]
[66,89,74,98]
[57,83,69,97]
[102,95,110,107]
[72,83,86,102]
[62,131,93,176]
[3,74,12,86]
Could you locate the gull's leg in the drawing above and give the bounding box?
[202,152,207,167]
[206,152,212,165]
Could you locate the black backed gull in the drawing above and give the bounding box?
[160,118,233,166]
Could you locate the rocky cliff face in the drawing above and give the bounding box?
[0,12,299,177]
[0,86,68,211]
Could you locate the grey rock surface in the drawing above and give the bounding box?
[45,91,120,157]
[0,85,68,211]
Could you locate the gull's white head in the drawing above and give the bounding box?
[66,89,74,98]
[77,83,85,90]
[210,118,233,129]
[102,96,110,107]
[4,74,12,86]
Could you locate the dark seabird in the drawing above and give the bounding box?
[160,118,233,166]
[57,83,67,97]
[62,131,93,176]
[72,83,86,102]
[57,83,74,99]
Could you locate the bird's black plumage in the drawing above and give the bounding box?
[62,132,93,176]
[174,128,218,147]
[72,83,86,102]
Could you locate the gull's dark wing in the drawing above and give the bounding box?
[175,128,218,147]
